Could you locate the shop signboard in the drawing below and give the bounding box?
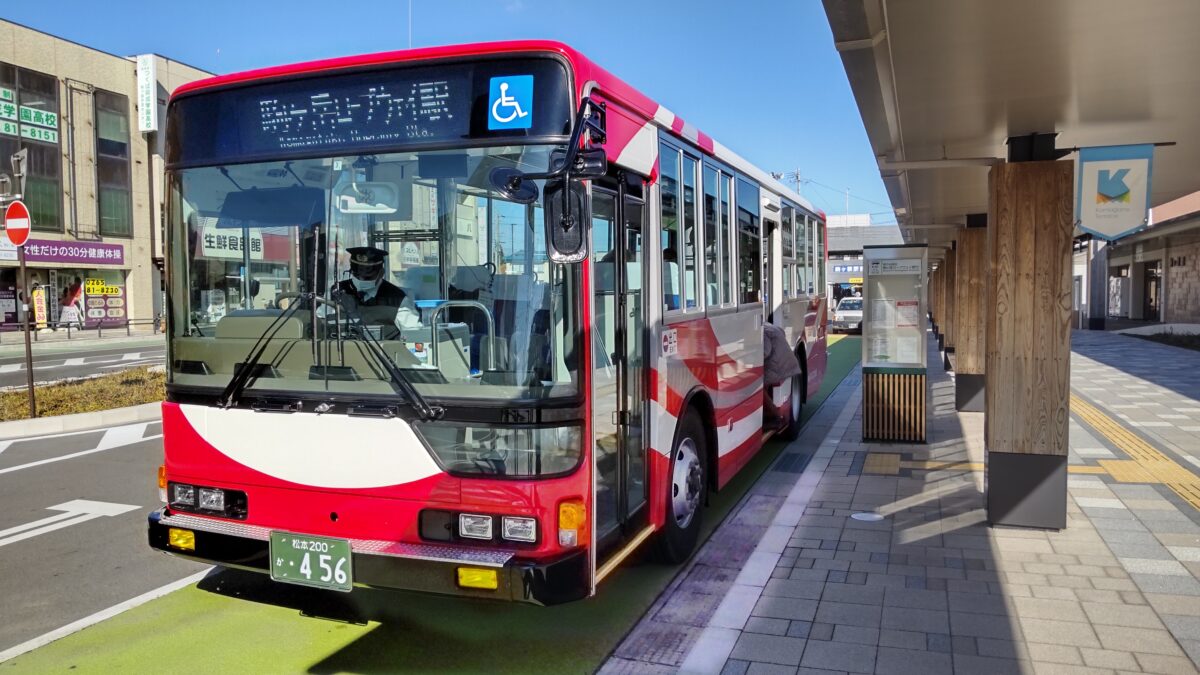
[17,105,59,145]
[136,55,159,133]
[22,239,124,265]
[0,91,16,138]
[31,287,48,329]
[199,225,264,261]
[83,278,126,328]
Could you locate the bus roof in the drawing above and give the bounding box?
[172,40,820,218]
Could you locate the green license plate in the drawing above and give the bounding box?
[269,531,353,592]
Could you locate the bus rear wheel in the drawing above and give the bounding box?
[656,412,707,564]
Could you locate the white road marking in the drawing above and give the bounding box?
[96,424,150,450]
[99,359,161,369]
[61,357,86,366]
[0,500,140,548]
[0,364,20,373]
[0,424,160,476]
[0,568,213,664]
[120,352,142,361]
[0,440,11,456]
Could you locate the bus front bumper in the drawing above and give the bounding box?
[147,509,588,605]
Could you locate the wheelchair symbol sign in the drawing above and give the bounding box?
[488,75,534,130]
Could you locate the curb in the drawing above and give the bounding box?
[0,402,162,440]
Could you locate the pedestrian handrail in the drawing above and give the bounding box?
[0,317,163,344]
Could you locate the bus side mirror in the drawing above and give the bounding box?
[544,179,588,263]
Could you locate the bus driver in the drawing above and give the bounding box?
[333,246,421,335]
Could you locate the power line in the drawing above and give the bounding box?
[806,178,894,210]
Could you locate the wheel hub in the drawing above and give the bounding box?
[672,438,702,529]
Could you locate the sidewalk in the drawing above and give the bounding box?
[607,328,1200,674]
[0,329,163,357]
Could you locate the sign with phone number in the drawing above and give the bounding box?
[19,125,58,144]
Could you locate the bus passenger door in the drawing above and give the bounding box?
[591,179,648,560]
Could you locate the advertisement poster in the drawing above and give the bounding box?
[84,278,126,328]
[896,299,920,328]
[0,289,16,325]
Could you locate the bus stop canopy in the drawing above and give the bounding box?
[823,0,1200,261]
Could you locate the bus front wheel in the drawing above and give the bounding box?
[779,361,806,442]
[657,412,707,564]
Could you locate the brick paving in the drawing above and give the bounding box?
[605,329,1200,674]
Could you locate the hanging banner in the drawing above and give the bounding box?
[1076,144,1154,241]
[136,54,159,133]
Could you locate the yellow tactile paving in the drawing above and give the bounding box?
[902,460,985,472]
[1097,459,1158,484]
[1071,393,1200,511]
[863,453,901,475]
[863,455,1119,477]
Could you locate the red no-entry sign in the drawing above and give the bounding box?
[4,200,31,247]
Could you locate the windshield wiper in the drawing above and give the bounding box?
[331,288,444,421]
[218,292,313,409]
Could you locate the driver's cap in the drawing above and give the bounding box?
[347,246,386,277]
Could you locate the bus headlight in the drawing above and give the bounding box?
[501,516,538,543]
[172,483,195,506]
[167,482,248,520]
[458,514,494,540]
[198,488,225,512]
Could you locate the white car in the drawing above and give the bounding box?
[831,297,863,333]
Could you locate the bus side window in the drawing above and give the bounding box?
[659,144,681,312]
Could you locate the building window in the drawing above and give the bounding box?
[95,90,132,237]
[736,178,760,304]
[0,63,62,232]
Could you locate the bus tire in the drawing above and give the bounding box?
[779,370,805,441]
[656,411,707,564]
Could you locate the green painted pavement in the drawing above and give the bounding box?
[3,336,861,675]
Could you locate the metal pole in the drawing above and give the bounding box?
[19,246,36,418]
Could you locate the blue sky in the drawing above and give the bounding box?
[4,0,894,222]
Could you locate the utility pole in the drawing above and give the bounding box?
[1,150,34,418]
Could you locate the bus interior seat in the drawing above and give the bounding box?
[215,309,308,339]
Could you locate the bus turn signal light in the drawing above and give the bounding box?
[456,567,498,590]
[168,528,195,551]
[558,500,586,547]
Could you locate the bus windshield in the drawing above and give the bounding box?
[166,144,582,403]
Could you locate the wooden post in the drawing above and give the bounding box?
[954,228,987,411]
[985,160,1073,529]
[931,267,943,347]
[942,247,957,370]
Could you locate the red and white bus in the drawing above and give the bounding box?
[149,40,828,604]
